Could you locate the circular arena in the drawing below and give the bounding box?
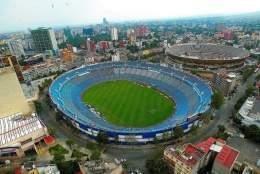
[166,43,250,71]
[49,61,212,144]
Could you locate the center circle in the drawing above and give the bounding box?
[82,80,175,128]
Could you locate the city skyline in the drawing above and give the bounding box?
[1,0,260,33]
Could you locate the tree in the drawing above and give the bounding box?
[200,113,212,124]
[34,101,42,113]
[92,33,111,42]
[174,125,184,139]
[245,84,255,97]
[114,136,119,144]
[90,150,101,160]
[215,125,229,140]
[244,125,259,140]
[145,148,168,174]
[55,111,63,121]
[53,154,65,163]
[256,74,260,81]
[217,125,226,133]
[190,125,199,135]
[122,161,128,170]
[211,91,224,109]
[55,160,80,174]
[153,136,160,144]
[65,139,75,149]
[96,131,108,145]
[242,68,254,82]
[126,45,139,53]
[234,96,247,111]
[48,128,56,136]
[86,141,98,150]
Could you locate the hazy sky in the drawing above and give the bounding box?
[1,0,260,32]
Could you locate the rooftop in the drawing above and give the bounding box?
[196,137,226,154]
[43,135,56,145]
[239,96,260,122]
[0,113,46,147]
[215,145,240,169]
[165,144,205,167]
[167,43,250,60]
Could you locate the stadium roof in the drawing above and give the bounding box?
[0,113,46,147]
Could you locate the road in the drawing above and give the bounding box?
[185,73,256,144]
[38,74,256,173]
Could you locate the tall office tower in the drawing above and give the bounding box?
[83,27,94,37]
[7,39,25,58]
[103,17,109,25]
[85,38,96,53]
[0,55,24,81]
[111,27,118,41]
[22,33,35,51]
[30,27,58,52]
[127,29,136,45]
[224,29,233,40]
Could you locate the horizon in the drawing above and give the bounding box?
[1,0,260,33]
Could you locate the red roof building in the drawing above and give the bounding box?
[164,144,205,174]
[44,135,56,145]
[212,145,239,174]
[99,41,109,50]
[196,137,216,154]
[164,137,239,174]
[15,167,22,174]
[196,137,226,154]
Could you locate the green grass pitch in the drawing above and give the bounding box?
[82,80,175,128]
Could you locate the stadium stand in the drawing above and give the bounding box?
[49,62,212,144]
[166,43,250,71]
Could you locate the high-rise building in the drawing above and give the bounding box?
[54,30,66,45]
[224,29,233,40]
[0,40,9,54]
[111,27,118,41]
[83,27,94,37]
[60,48,73,62]
[30,27,58,52]
[22,33,35,51]
[212,70,236,96]
[7,39,25,58]
[127,29,136,45]
[86,38,96,53]
[103,17,109,25]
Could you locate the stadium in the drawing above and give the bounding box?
[49,62,212,144]
[166,43,250,71]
